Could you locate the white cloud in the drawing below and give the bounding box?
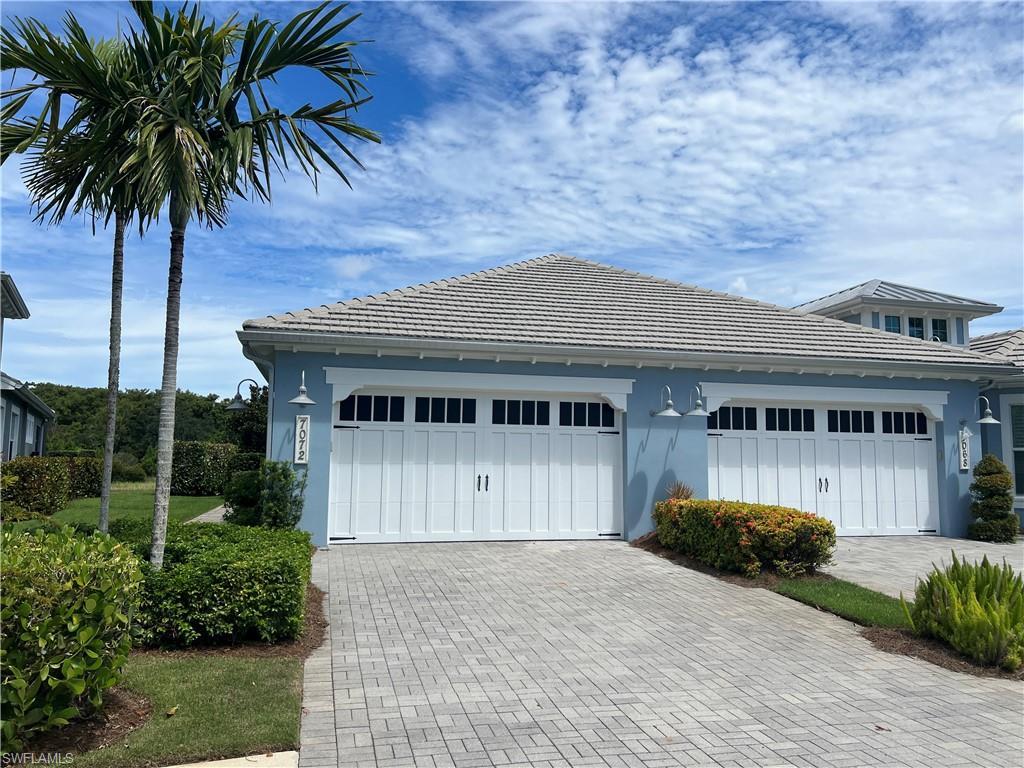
[728,276,749,295]
[331,254,374,281]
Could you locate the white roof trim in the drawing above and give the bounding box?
[324,367,635,411]
[699,382,949,421]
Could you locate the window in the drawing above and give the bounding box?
[908,317,925,339]
[339,394,405,423]
[884,315,901,334]
[415,396,476,424]
[881,411,927,435]
[827,409,875,434]
[25,415,35,445]
[931,318,948,343]
[766,408,814,432]
[1007,404,1024,496]
[558,401,614,428]
[707,406,757,431]
[492,399,550,426]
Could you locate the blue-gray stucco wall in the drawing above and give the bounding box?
[264,350,988,547]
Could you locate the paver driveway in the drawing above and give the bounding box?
[300,542,1023,768]
[825,536,1024,598]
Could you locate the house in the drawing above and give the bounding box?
[237,254,1020,547]
[2,272,55,458]
[971,329,1024,519]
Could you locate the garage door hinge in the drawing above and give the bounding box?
[599,532,621,537]
[914,437,932,442]
[334,425,360,429]
[598,430,620,434]
[707,432,722,437]
[330,536,357,541]
[917,529,937,534]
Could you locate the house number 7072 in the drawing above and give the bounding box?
[294,414,310,465]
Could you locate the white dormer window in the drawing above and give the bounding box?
[908,317,925,339]
[931,318,948,343]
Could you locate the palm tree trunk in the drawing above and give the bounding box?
[98,212,126,533]
[150,196,187,569]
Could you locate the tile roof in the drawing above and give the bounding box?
[793,279,1000,315]
[970,329,1024,368]
[242,254,1011,370]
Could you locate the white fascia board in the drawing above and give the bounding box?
[324,367,635,411]
[699,381,949,421]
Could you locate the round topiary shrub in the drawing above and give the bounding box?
[0,527,144,750]
[967,454,1019,544]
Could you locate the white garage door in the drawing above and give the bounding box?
[708,404,939,535]
[329,391,622,543]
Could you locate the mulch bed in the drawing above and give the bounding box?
[25,687,152,757]
[22,583,328,759]
[631,532,1023,681]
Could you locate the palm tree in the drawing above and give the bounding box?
[1,18,153,533]
[122,0,379,568]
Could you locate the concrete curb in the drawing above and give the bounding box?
[162,750,298,768]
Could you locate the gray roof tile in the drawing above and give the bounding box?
[970,329,1024,368]
[793,278,1000,314]
[243,254,1010,369]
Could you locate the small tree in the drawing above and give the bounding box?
[967,454,1019,543]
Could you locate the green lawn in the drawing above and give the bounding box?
[773,576,912,629]
[53,488,221,527]
[74,654,302,768]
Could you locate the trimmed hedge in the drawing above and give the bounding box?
[227,451,264,474]
[170,441,238,496]
[63,456,103,499]
[108,520,311,646]
[0,527,143,750]
[903,552,1024,670]
[654,499,836,577]
[2,456,70,515]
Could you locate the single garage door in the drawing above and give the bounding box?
[329,390,623,543]
[707,403,939,535]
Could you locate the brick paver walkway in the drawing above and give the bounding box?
[300,542,1023,768]
[825,536,1024,598]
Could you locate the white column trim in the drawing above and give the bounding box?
[324,367,635,411]
[699,382,949,420]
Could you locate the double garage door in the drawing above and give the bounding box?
[708,403,939,535]
[329,391,622,543]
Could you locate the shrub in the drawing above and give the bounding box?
[48,450,99,458]
[0,527,143,749]
[902,552,1024,670]
[2,456,70,515]
[653,499,836,577]
[170,441,237,496]
[107,522,311,646]
[223,470,262,526]
[665,481,694,501]
[61,456,103,499]
[260,461,307,529]
[111,459,147,482]
[227,451,263,474]
[967,454,1018,543]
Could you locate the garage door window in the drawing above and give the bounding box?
[766,408,814,432]
[559,401,614,428]
[881,411,927,435]
[414,397,477,424]
[708,406,756,431]
[827,409,875,434]
[492,399,550,426]
[339,394,405,423]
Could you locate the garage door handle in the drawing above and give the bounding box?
[485,474,489,491]
[818,478,822,492]
[477,474,481,491]
[824,478,829,493]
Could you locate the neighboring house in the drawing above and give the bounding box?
[792,279,1002,346]
[1,272,55,459]
[237,254,1020,547]
[971,329,1024,520]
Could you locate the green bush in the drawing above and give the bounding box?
[259,461,306,529]
[223,470,262,526]
[107,522,311,647]
[0,527,143,750]
[48,450,99,458]
[653,499,836,577]
[2,456,71,515]
[967,454,1018,543]
[902,552,1024,670]
[61,456,103,499]
[111,458,147,482]
[170,441,238,496]
[227,451,263,474]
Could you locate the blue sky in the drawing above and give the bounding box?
[2,1,1022,395]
